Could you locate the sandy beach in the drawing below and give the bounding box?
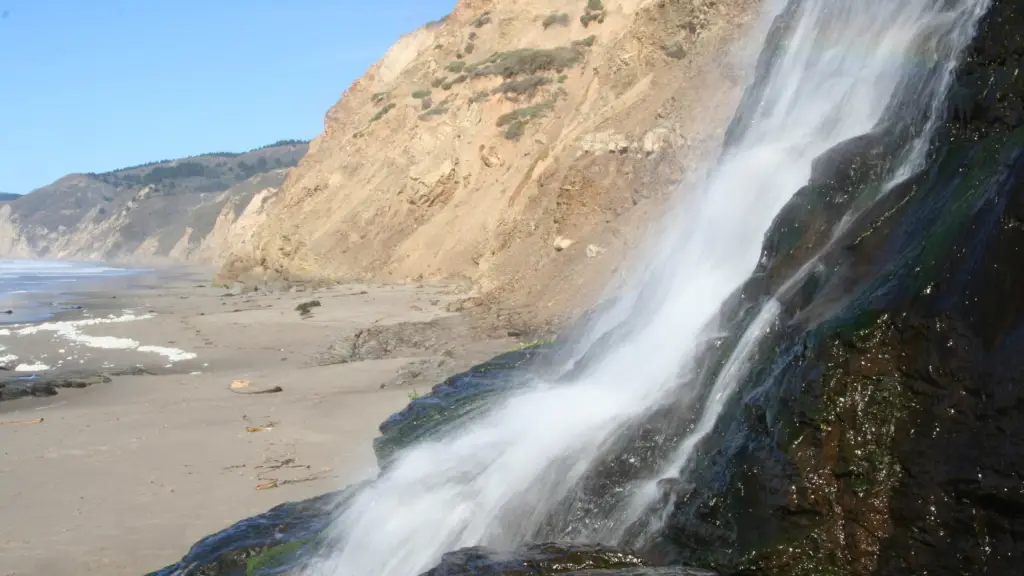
[0,269,515,575]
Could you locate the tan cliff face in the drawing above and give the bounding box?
[219,0,761,326]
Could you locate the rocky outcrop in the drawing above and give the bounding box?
[635,0,1024,574]
[0,142,307,266]
[218,0,761,326]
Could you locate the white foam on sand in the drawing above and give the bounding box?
[137,345,198,362]
[3,313,197,364]
[15,363,50,372]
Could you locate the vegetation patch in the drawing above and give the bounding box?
[295,300,321,317]
[371,92,388,104]
[464,41,476,55]
[370,102,396,123]
[412,89,432,99]
[543,12,570,29]
[469,41,593,79]
[441,74,468,91]
[259,139,308,148]
[432,77,447,88]
[496,100,556,141]
[140,162,213,186]
[472,11,492,28]
[492,75,552,96]
[515,337,557,351]
[470,91,491,104]
[446,60,467,73]
[419,107,449,120]
[581,0,606,27]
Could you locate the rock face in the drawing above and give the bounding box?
[634,0,1024,574]
[0,142,307,266]
[217,0,761,326]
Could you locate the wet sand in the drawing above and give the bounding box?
[0,270,514,575]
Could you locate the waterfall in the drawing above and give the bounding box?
[308,1,989,574]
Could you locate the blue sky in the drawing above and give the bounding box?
[0,0,454,194]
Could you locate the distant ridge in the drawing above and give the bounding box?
[0,193,19,202]
[87,139,310,176]
[0,140,310,265]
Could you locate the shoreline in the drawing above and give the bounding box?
[0,268,516,575]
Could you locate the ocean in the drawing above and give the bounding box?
[0,259,140,323]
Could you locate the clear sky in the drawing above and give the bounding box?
[0,0,455,194]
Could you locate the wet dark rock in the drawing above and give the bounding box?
[373,344,554,468]
[147,489,357,576]
[0,372,112,403]
[421,543,713,576]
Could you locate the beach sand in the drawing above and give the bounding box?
[0,269,515,575]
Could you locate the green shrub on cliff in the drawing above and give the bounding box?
[470,43,589,78]
[543,13,570,29]
[492,75,552,96]
[370,102,396,122]
[496,100,556,140]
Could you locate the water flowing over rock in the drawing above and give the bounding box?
[150,0,1024,575]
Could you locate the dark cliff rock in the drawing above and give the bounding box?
[638,0,1024,574]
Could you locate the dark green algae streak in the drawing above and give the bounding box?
[153,0,1024,574]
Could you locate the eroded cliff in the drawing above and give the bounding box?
[218,0,761,326]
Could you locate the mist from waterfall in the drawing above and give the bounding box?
[308,1,990,575]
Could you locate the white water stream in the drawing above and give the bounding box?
[309,1,989,574]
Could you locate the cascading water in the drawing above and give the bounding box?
[308,1,989,575]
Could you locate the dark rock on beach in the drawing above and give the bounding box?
[0,372,112,403]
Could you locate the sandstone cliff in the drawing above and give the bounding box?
[219,0,761,326]
[0,142,307,266]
